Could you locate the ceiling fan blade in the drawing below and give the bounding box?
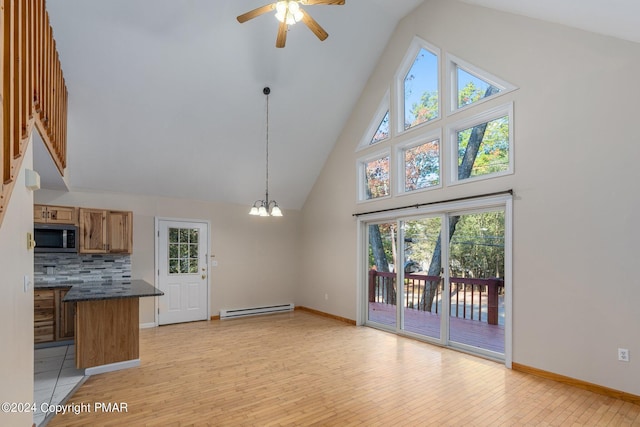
[301,0,345,5]
[276,21,287,48]
[237,3,276,23]
[301,11,328,41]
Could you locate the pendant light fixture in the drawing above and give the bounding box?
[249,87,283,217]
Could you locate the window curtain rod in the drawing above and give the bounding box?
[352,189,513,217]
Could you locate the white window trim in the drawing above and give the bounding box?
[448,102,514,186]
[357,148,393,203]
[394,36,441,136]
[357,89,391,151]
[395,129,443,196]
[446,53,518,116]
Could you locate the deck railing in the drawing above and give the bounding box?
[1,0,68,227]
[368,269,504,325]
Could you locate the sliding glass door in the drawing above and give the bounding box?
[363,197,510,362]
[400,217,442,340]
[447,210,505,355]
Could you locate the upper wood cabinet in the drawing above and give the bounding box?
[108,211,133,253]
[79,208,133,254]
[34,205,77,225]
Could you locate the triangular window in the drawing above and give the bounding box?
[357,91,390,150]
[448,54,516,114]
[371,111,389,145]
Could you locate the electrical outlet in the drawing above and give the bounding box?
[618,348,630,362]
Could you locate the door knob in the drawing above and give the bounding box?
[202,274,207,280]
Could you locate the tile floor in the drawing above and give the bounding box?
[33,345,86,427]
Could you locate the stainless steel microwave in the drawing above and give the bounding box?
[34,224,78,253]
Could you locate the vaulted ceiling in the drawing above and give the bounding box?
[40,0,640,210]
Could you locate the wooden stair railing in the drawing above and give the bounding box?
[0,0,67,227]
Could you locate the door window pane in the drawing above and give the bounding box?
[448,211,505,354]
[367,222,397,328]
[168,227,200,275]
[402,218,442,339]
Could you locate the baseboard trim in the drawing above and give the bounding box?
[512,362,640,405]
[84,359,140,376]
[139,322,157,329]
[295,306,356,325]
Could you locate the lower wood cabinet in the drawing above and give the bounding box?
[34,288,75,344]
[34,290,55,343]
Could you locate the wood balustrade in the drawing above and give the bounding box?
[368,269,504,325]
[0,0,67,227]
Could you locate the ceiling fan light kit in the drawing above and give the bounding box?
[237,0,345,48]
[275,1,303,25]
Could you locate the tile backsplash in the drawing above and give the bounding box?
[34,253,131,283]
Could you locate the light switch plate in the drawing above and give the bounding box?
[23,275,30,293]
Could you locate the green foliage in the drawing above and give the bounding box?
[408,91,438,129]
[458,81,485,108]
[403,218,441,270]
[458,115,509,177]
[449,211,505,278]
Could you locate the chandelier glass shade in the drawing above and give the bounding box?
[249,87,283,217]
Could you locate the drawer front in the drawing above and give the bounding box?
[34,310,54,322]
[34,299,54,309]
[34,290,55,309]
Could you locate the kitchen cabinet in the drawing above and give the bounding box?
[34,290,55,343]
[34,288,75,344]
[108,210,133,253]
[34,205,77,225]
[79,208,132,254]
[56,289,75,340]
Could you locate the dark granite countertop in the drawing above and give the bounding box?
[34,280,84,289]
[61,280,163,302]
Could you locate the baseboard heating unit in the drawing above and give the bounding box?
[220,303,295,319]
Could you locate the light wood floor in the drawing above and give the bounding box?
[49,311,639,426]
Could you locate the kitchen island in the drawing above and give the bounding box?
[63,280,163,374]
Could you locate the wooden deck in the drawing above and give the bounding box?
[368,302,505,353]
[47,310,639,426]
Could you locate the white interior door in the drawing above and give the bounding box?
[157,219,209,325]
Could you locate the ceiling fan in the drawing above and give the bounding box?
[237,0,345,48]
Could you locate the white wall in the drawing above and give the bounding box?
[35,189,301,324]
[298,0,640,396]
[0,142,35,427]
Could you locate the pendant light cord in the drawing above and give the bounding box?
[265,92,270,203]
